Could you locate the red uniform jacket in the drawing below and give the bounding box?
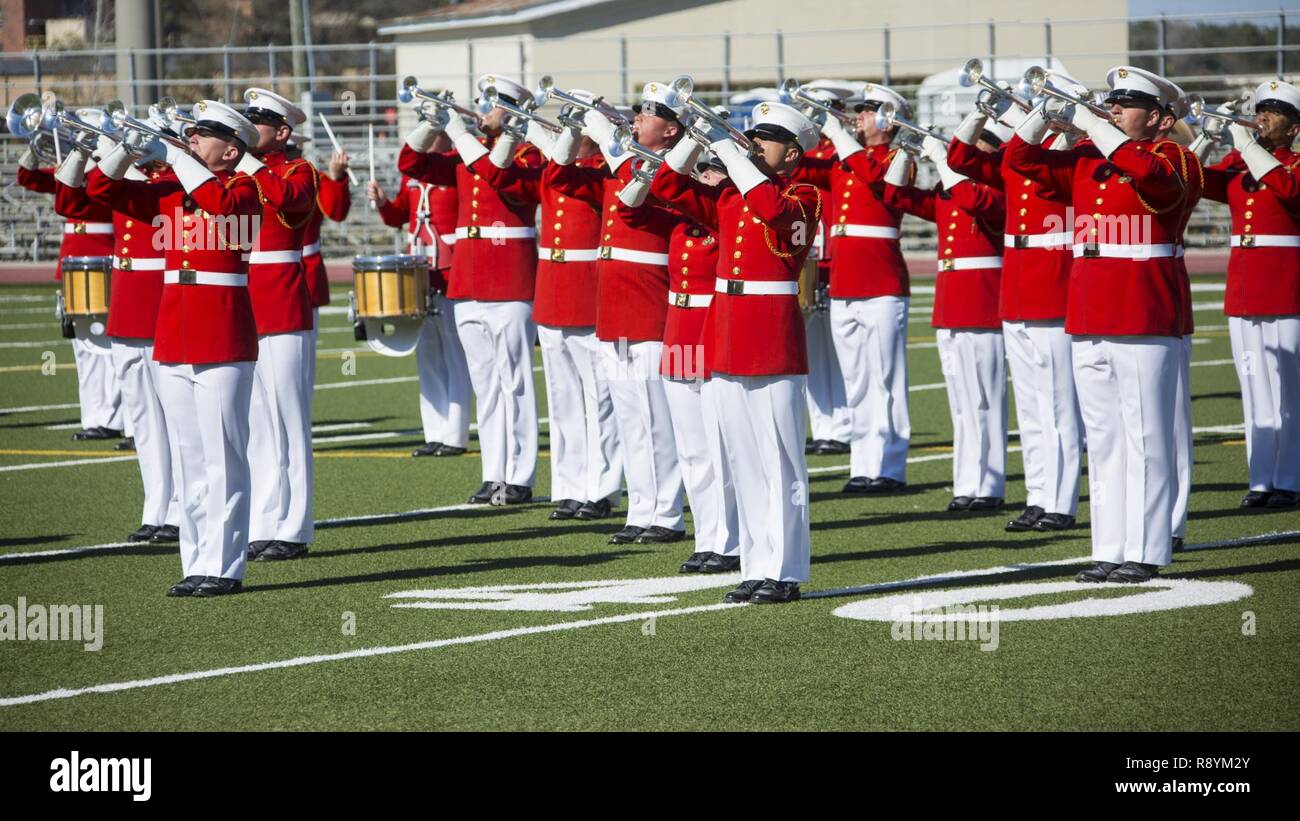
[84,166,170,340]
[803,137,836,286]
[948,136,1073,321]
[651,165,821,376]
[796,142,909,299]
[377,172,460,292]
[86,167,263,364]
[303,172,351,308]
[20,165,115,280]
[1203,146,1300,317]
[246,150,317,334]
[886,178,1006,330]
[547,159,673,342]
[397,139,544,302]
[1006,135,1193,337]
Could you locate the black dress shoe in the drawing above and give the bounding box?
[723,579,766,603]
[805,438,822,455]
[1107,561,1160,583]
[149,524,179,543]
[411,441,444,457]
[842,476,874,494]
[1172,536,1185,553]
[947,496,973,511]
[608,525,645,545]
[1240,490,1273,508]
[865,476,907,493]
[247,540,274,561]
[1076,561,1121,583]
[751,579,802,604]
[73,426,116,441]
[192,577,243,597]
[114,436,136,451]
[679,551,714,573]
[574,498,614,520]
[635,526,686,544]
[127,524,157,542]
[1266,490,1299,508]
[498,484,533,505]
[468,481,502,504]
[549,499,583,520]
[258,541,309,561]
[435,444,467,456]
[1031,513,1076,531]
[700,554,741,573]
[166,576,205,597]
[968,496,1004,512]
[817,439,850,455]
[1005,505,1045,532]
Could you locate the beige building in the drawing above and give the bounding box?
[379,0,1129,107]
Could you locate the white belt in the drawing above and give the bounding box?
[440,232,458,245]
[302,242,322,257]
[1005,232,1073,250]
[714,277,799,296]
[668,291,713,308]
[248,250,302,264]
[454,226,536,240]
[163,269,248,287]
[1071,243,1183,259]
[539,247,601,263]
[830,224,900,240]
[1231,234,1300,248]
[599,246,670,266]
[64,222,113,235]
[937,256,1003,272]
[116,257,165,271]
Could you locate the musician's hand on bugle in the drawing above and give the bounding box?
[329,150,351,182]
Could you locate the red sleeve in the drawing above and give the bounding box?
[249,159,316,217]
[192,174,263,220]
[947,141,1004,189]
[1258,158,1300,204]
[468,154,542,203]
[648,164,721,230]
[84,169,163,221]
[318,174,351,221]
[377,183,411,228]
[53,179,104,220]
[17,165,57,194]
[1103,140,1186,211]
[543,161,608,205]
[841,149,893,185]
[947,179,1005,221]
[1004,134,1079,199]
[793,154,834,189]
[397,145,461,187]
[741,178,823,239]
[884,183,937,223]
[616,195,692,234]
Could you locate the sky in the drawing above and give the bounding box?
[1128,0,1300,20]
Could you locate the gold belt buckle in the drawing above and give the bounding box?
[1014,235,1030,250]
[74,223,87,235]
[179,269,197,285]
[551,248,566,262]
[940,258,955,272]
[599,246,612,260]
[1240,235,1256,248]
[725,280,744,296]
[674,292,690,308]
[118,257,132,271]
[831,224,847,237]
[1081,242,1101,258]
[466,226,480,239]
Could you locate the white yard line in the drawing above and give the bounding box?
[0,402,79,414]
[0,455,136,473]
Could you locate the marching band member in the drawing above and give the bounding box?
[18,141,125,441]
[1007,66,1197,583]
[545,82,688,542]
[651,101,822,603]
[372,130,472,459]
[1202,79,1300,510]
[797,83,913,495]
[886,134,1009,512]
[399,74,544,505]
[238,88,319,562]
[947,93,1084,531]
[302,147,352,395]
[90,101,263,597]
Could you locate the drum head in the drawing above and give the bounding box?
[71,316,113,354]
[362,315,422,357]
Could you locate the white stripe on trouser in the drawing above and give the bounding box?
[452,299,538,487]
[110,339,178,527]
[599,339,683,529]
[155,361,253,579]
[830,296,911,481]
[936,329,1007,499]
[248,330,315,544]
[1072,336,1180,567]
[416,295,472,448]
[704,374,810,582]
[1002,320,1082,515]
[537,324,622,503]
[307,307,319,395]
[804,308,851,442]
[1171,334,1193,538]
[1229,315,1300,492]
[72,335,124,431]
[663,377,739,555]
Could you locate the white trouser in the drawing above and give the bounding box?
[72,335,124,431]
[416,296,472,448]
[452,299,538,487]
[705,374,810,582]
[537,324,622,503]
[937,329,1007,499]
[306,307,319,395]
[1230,315,1300,492]
[248,330,315,544]
[664,377,739,555]
[1002,320,1082,515]
[598,339,683,529]
[804,308,851,442]
[830,296,910,481]
[1072,336,1180,567]
[156,361,254,580]
[1171,334,1193,538]
[110,339,178,527]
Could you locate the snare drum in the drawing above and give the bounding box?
[61,256,113,316]
[352,255,429,320]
